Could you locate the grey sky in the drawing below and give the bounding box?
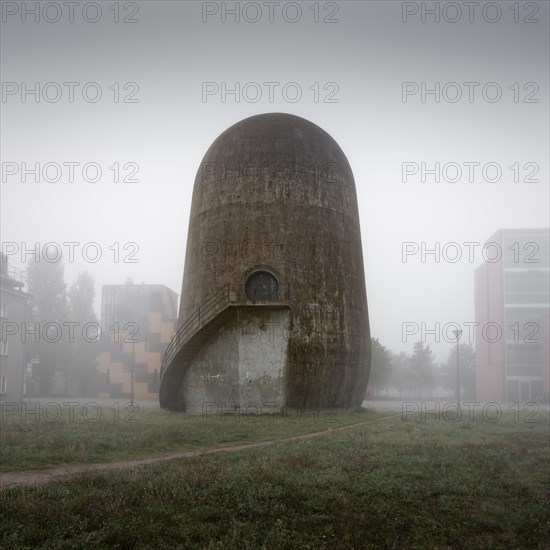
[1,0,548,361]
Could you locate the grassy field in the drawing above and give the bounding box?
[1,408,548,549]
[0,403,388,471]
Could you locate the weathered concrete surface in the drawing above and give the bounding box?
[162,112,370,411]
[183,308,289,414]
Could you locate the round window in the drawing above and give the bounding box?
[245,271,279,302]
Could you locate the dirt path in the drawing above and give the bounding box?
[0,414,399,490]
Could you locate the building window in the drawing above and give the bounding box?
[0,302,6,318]
[0,338,7,356]
[245,271,279,302]
[0,376,6,394]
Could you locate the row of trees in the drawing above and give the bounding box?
[368,338,476,400]
[26,258,99,396]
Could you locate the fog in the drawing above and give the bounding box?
[1,0,548,362]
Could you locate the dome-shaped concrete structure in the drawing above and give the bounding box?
[160,113,370,413]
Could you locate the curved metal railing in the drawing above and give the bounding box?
[160,282,291,382]
[160,285,235,380]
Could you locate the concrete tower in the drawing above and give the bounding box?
[160,113,370,413]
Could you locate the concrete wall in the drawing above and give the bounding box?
[171,113,370,411]
[183,308,288,414]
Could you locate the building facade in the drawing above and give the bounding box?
[474,228,550,402]
[98,282,177,399]
[0,254,28,402]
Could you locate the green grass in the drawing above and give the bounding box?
[1,410,548,549]
[0,404,389,471]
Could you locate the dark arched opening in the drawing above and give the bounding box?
[244,270,279,302]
